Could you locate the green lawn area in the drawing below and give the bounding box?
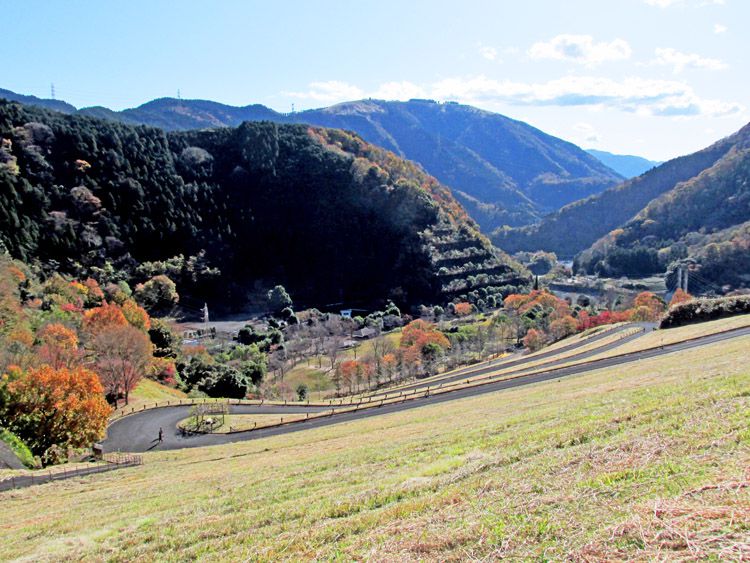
[1,333,748,560]
[113,379,187,416]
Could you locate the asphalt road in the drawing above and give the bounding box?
[373,322,655,395]
[103,324,750,453]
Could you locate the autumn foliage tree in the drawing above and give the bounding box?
[522,328,546,352]
[90,324,153,406]
[400,320,450,376]
[2,365,111,459]
[36,323,80,369]
[669,288,693,308]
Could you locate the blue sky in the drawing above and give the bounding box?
[1,0,747,160]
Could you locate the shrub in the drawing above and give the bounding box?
[660,295,750,328]
[0,427,36,468]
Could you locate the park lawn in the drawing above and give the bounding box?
[1,336,749,560]
[113,379,187,417]
[277,365,335,401]
[206,413,310,433]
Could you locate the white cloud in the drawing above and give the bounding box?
[651,47,728,73]
[528,35,632,67]
[713,23,727,33]
[478,46,498,61]
[370,81,426,101]
[428,74,743,118]
[283,75,743,120]
[572,122,601,145]
[284,81,364,103]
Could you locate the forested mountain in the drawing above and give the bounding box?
[575,136,750,287]
[0,88,76,114]
[0,100,528,312]
[496,123,750,258]
[586,149,662,179]
[0,88,623,231]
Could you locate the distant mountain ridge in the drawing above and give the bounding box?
[586,149,662,179]
[0,88,623,231]
[495,123,750,258]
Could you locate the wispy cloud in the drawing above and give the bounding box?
[284,81,364,103]
[478,46,498,61]
[429,74,742,117]
[713,23,727,34]
[370,81,426,100]
[283,75,743,119]
[651,47,728,73]
[528,35,632,67]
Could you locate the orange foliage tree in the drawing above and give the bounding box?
[454,302,473,317]
[36,323,80,369]
[669,288,693,308]
[82,301,128,334]
[522,328,546,352]
[3,365,111,457]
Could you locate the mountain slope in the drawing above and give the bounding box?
[0,88,623,231]
[0,100,528,311]
[0,88,76,114]
[293,100,623,229]
[586,149,661,178]
[575,137,750,285]
[495,123,750,258]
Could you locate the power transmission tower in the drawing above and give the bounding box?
[50,83,56,100]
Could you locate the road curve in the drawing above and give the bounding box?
[377,322,655,396]
[103,324,750,453]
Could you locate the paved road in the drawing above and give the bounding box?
[103,324,750,453]
[373,322,655,396]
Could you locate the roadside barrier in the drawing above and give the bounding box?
[0,454,142,492]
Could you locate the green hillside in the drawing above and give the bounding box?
[0,100,528,311]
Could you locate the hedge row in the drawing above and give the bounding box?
[660,295,750,329]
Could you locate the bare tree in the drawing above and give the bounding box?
[89,324,152,405]
[325,335,344,372]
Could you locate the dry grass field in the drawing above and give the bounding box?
[1,326,748,561]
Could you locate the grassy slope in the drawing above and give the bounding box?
[119,379,186,410]
[1,335,749,560]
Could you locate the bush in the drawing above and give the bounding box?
[0,427,36,468]
[660,295,750,328]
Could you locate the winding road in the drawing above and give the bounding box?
[103,323,750,453]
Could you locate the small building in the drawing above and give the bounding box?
[340,309,353,319]
[352,327,377,339]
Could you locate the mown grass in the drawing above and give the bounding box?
[113,379,187,416]
[1,334,748,560]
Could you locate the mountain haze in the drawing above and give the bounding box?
[586,149,662,179]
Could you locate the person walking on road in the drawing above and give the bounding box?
[158,427,163,443]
